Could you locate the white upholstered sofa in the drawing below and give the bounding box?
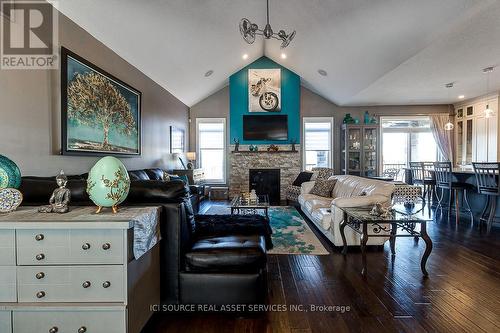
[298,175,395,246]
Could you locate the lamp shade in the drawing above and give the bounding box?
[186,152,196,161]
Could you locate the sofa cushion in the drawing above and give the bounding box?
[128,170,150,181]
[144,168,165,181]
[310,179,337,197]
[299,193,332,213]
[292,171,314,186]
[331,175,394,199]
[185,235,266,272]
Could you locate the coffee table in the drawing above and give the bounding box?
[230,194,270,218]
[339,206,433,277]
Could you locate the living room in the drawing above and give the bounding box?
[0,1,499,332]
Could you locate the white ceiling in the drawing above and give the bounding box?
[53,0,500,107]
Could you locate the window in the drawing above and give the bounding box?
[196,118,226,183]
[303,117,334,171]
[381,116,438,177]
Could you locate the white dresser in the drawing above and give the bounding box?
[0,206,160,333]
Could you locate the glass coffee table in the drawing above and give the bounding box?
[230,194,270,219]
[339,205,433,277]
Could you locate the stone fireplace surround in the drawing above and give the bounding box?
[229,145,301,201]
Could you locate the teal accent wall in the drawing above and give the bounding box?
[229,56,300,144]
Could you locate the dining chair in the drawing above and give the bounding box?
[472,162,500,234]
[409,162,436,203]
[433,162,472,219]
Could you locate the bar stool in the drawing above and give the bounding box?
[433,162,472,218]
[472,162,500,234]
[409,162,436,203]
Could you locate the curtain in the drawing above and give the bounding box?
[429,114,453,162]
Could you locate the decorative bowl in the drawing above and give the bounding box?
[0,155,21,189]
[0,188,23,213]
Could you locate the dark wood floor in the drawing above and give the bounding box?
[144,202,500,333]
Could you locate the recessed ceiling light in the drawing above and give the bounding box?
[458,95,465,99]
[318,69,327,76]
[281,53,287,59]
[204,70,214,77]
[242,53,249,60]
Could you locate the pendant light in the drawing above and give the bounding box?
[444,83,454,131]
[483,67,494,118]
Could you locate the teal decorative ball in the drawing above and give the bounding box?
[0,155,21,189]
[86,156,130,209]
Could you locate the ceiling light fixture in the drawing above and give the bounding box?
[280,53,287,59]
[444,82,454,131]
[458,95,465,99]
[483,66,494,118]
[318,69,327,76]
[204,70,214,77]
[239,0,296,48]
[242,53,249,60]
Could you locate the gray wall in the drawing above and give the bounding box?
[189,85,449,175]
[0,10,189,176]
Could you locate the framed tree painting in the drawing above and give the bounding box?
[170,126,185,153]
[61,47,141,156]
[248,68,281,112]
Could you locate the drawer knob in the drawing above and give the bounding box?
[82,243,91,250]
[35,234,44,241]
[36,291,46,298]
[36,253,45,261]
[78,327,87,333]
[36,272,45,279]
[102,243,111,250]
[49,327,58,333]
[103,281,111,288]
[82,281,91,288]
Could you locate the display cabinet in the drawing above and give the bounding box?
[341,124,380,177]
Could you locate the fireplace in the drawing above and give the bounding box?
[249,169,281,205]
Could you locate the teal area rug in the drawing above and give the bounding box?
[204,206,329,255]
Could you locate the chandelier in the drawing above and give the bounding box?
[239,0,296,49]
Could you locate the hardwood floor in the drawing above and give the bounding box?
[143,202,500,333]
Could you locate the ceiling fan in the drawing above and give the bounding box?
[239,0,296,49]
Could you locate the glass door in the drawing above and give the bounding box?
[347,127,361,175]
[466,118,473,164]
[456,120,463,165]
[363,127,378,177]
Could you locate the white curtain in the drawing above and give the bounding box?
[429,114,453,162]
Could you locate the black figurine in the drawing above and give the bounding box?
[233,138,240,152]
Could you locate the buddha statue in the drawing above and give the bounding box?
[38,170,71,213]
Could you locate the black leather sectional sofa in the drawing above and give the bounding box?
[19,168,272,305]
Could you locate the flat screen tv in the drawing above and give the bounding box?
[243,115,288,141]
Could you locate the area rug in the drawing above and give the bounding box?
[204,206,329,255]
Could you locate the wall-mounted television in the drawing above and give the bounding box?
[243,115,288,141]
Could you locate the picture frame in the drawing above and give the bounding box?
[61,47,142,156]
[170,126,185,154]
[248,68,281,112]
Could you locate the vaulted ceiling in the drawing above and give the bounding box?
[53,0,500,107]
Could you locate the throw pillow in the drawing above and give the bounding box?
[292,171,314,186]
[314,168,334,180]
[310,179,337,197]
[162,171,171,182]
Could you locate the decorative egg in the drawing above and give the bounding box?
[0,155,21,189]
[86,156,130,213]
[0,188,23,213]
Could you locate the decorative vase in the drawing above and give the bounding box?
[364,111,370,124]
[0,155,21,189]
[86,156,130,214]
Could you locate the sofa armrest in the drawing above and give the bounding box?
[332,194,389,208]
[301,181,316,194]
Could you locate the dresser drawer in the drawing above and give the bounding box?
[13,309,126,333]
[17,229,124,265]
[0,311,12,333]
[0,266,16,302]
[17,265,125,303]
[0,230,15,265]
